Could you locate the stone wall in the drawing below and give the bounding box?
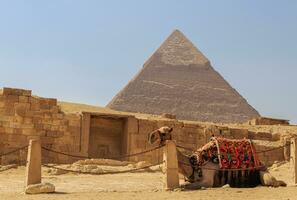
[0,88,82,164]
[0,87,287,167]
[248,117,289,125]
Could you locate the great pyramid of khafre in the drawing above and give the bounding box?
[107,30,260,123]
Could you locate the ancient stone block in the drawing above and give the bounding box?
[47,98,57,106]
[138,119,158,135]
[52,119,62,126]
[15,103,30,117]
[23,117,33,124]
[22,128,36,135]
[4,127,14,134]
[3,87,31,96]
[229,128,248,139]
[53,113,64,119]
[5,95,19,102]
[19,96,29,103]
[46,131,63,138]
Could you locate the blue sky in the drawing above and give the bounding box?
[0,0,296,124]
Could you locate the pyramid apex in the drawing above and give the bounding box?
[156,30,210,66]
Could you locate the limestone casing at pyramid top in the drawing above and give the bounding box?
[156,29,210,66]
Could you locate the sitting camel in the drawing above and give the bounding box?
[148,126,286,188]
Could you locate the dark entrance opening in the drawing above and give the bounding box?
[88,115,125,159]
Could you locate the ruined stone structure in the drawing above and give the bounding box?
[0,87,82,164]
[107,30,260,123]
[0,87,288,167]
[248,117,290,126]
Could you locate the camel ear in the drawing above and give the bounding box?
[169,127,173,132]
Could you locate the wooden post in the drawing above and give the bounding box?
[25,139,42,186]
[290,137,297,185]
[163,140,179,190]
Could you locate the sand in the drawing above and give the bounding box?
[1,162,297,200]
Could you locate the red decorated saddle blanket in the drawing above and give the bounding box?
[193,137,260,170]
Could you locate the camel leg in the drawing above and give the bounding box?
[260,171,287,187]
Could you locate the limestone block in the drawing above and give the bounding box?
[4,127,14,134]
[52,119,62,126]
[30,99,40,110]
[43,124,51,130]
[36,130,46,136]
[21,123,35,129]
[69,119,80,127]
[46,131,63,138]
[3,88,31,96]
[19,96,29,103]
[32,117,42,124]
[0,126,5,133]
[68,125,79,133]
[138,119,158,135]
[50,125,60,131]
[58,126,68,132]
[40,104,50,110]
[25,183,55,194]
[22,117,32,124]
[156,119,176,128]
[22,128,36,135]
[255,132,273,140]
[0,115,14,122]
[229,128,248,139]
[42,118,52,124]
[53,113,64,119]
[5,95,19,102]
[47,98,57,106]
[13,128,23,134]
[34,124,43,130]
[7,134,27,143]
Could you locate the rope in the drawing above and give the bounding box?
[42,147,89,159]
[42,161,164,175]
[0,145,28,157]
[176,144,195,152]
[42,145,164,160]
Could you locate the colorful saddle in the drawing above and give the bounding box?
[191,137,260,170]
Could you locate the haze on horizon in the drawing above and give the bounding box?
[0,1,296,124]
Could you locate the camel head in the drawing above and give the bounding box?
[148,126,173,145]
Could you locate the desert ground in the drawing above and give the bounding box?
[1,161,296,200]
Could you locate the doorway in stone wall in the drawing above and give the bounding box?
[88,116,125,159]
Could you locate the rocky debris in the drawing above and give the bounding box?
[0,164,18,171]
[46,167,68,175]
[46,159,161,175]
[222,184,230,188]
[74,159,133,166]
[25,182,55,194]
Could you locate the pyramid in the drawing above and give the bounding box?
[107,30,260,123]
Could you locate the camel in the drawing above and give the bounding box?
[148,126,287,188]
